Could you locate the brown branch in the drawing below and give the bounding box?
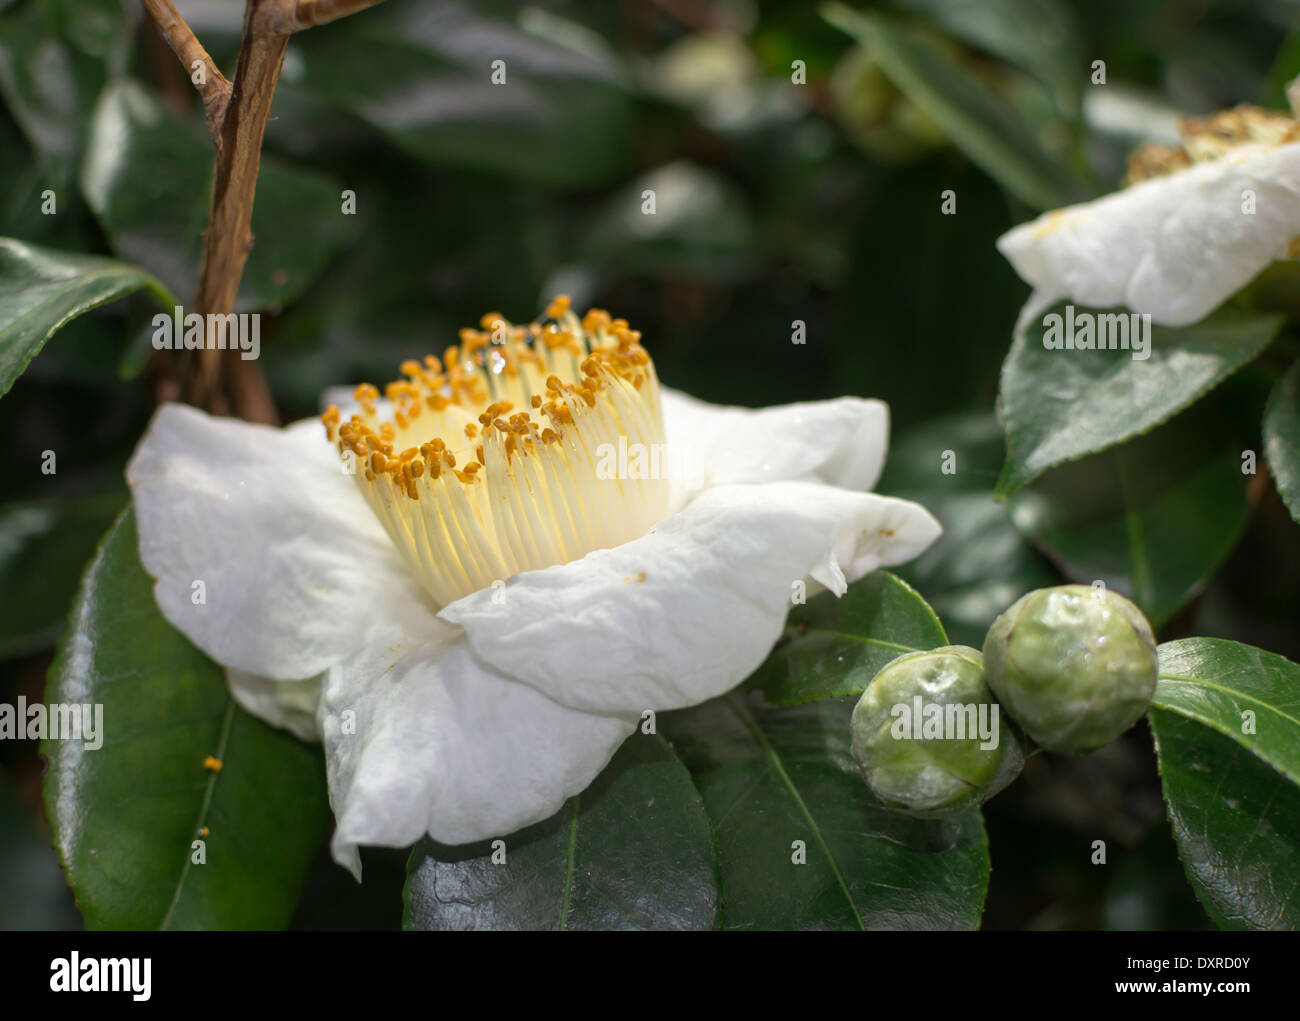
[283,0,388,32]
[141,0,232,145]
[165,0,387,424]
[184,0,288,423]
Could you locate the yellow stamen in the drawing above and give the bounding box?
[326,299,668,606]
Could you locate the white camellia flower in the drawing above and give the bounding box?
[126,297,940,877]
[998,97,1300,327]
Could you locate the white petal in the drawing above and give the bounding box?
[438,481,940,716]
[127,403,439,682]
[227,668,321,743]
[660,387,889,508]
[320,619,635,879]
[997,142,1300,326]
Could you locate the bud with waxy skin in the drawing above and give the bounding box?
[850,645,1024,817]
[983,585,1158,754]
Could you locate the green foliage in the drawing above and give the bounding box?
[0,236,171,396]
[43,509,330,929]
[1007,401,1252,627]
[403,735,717,931]
[746,571,947,705]
[663,693,990,930]
[824,4,1083,211]
[2,0,1299,933]
[82,81,348,312]
[879,413,1056,646]
[1264,360,1300,525]
[995,303,1282,497]
[1150,710,1300,930]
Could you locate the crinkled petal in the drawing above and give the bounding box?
[997,142,1300,326]
[226,668,322,743]
[320,618,635,879]
[660,387,889,509]
[438,481,940,716]
[127,403,439,682]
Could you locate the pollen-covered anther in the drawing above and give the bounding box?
[1126,103,1300,184]
[324,297,668,607]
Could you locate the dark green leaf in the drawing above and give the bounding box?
[0,236,171,397]
[0,490,123,658]
[1150,709,1300,930]
[823,4,1081,211]
[746,571,946,705]
[1008,405,1249,627]
[1154,638,1300,787]
[577,162,758,282]
[43,508,330,929]
[1264,359,1300,525]
[995,302,1281,497]
[80,80,348,311]
[897,0,1084,116]
[284,1,633,189]
[402,733,717,930]
[879,413,1056,646]
[664,692,989,930]
[0,0,121,171]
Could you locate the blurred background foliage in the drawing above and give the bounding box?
[1,0,1297,930]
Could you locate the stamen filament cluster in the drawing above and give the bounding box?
[322,297,669,606]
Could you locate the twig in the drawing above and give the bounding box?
[280,0,389,32]
[141,0,232,145]
[186,0,290,421]
[140,0,387,423]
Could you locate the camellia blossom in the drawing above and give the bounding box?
[126,296,941,877]
[998,96,1300,328]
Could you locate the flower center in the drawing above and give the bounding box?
[1125,104,1300,184]
[322,296,669,606]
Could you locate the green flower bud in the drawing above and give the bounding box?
[983,585,1158,754]
[850,645,1024,817]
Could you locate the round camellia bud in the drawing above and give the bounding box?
[850,645,1024,817]
[982,585,1158,754]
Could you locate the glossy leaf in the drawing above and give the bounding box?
[664,693,989,930]
[0,0,123,170]
[1154,638,1300,787]
[995,301,1281,497]
[0,236,171,397]
[879,413,1056,647]
[746,571,946,705]
[403,733,717,930]
[1008,403,1249,627]
[43,508,330,930]
[80,80,348,311]
[283,0,633,189]
[0,490,123,658]
[1264,359,1300,525]
[1150,709,1300,930]
[823,4,1081,211]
